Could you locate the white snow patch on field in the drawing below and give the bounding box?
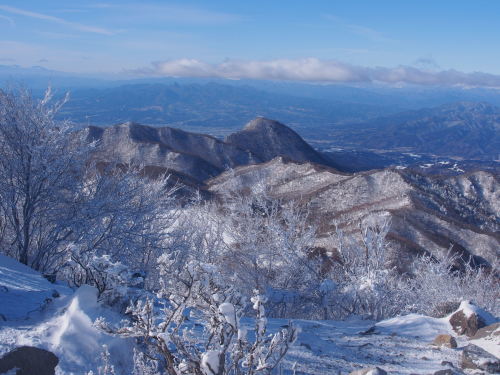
[375,313,452,341]
[0,255,491,374]
[0,254,70,321]
[0,255,133,374]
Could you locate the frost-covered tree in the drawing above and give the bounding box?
[0,88,180,287]
[96,253,298,375]
[61,166,179,297]
[0,87,83,271]
[213,190,323,318]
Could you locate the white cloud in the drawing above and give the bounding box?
[140,58,365,81]
[0,5,114,35]
[133,58,500,88]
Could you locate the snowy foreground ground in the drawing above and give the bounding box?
[0,254,497,375]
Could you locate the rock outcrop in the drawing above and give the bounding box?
[471,322,500,340]
[0,346,59,375]
[460,344,500,373]
[432,334,457,349]
[449,301,497,337]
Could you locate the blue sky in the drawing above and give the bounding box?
[1,1,500,86]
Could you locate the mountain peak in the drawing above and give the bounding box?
[226,117,329,165]
[243,117,286,131]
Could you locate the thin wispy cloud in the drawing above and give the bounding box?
[134,58,500,88]
[346,24,393,43]
[0,5,115,35]
[324,14,394,43]
[88,3,240,24]
[37,31,80,39]
[0,14,15,26]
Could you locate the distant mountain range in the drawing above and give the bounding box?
[2,65,499,163]
[54,84,497,161]
[4,63,500,108]
[325,102,500,160]
[59,82,391,130]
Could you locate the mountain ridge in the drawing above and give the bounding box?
[208,157,499,269]
[329,101,500,160]
[83,117,335,184]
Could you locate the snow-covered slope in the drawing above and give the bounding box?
[0,255,133,374]
[1,254,498,374]
[208,157,499,268]
[266,316,464,374]
[0,254,70,321]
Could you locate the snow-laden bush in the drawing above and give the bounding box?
[87,345,116,375]
[324,218,499,320]
[95,253,298,375]
[133,348,160,375]
[62,249,145,310]
[407,250,499,317]
[60,167,179,305]
[325,218,412,320]
[202,190,327,319]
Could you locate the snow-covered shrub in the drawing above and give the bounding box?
[323,219,499,319]
[98,345,116,375]
[87,345,117,375]
[62,249,145,309]
[407,250,499,317]
[213,190,324,319]
[95,253,298,375]
[327,218,411,320]
[62,176,178,306]
[66,166,179,284]
[55,168,179,310]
